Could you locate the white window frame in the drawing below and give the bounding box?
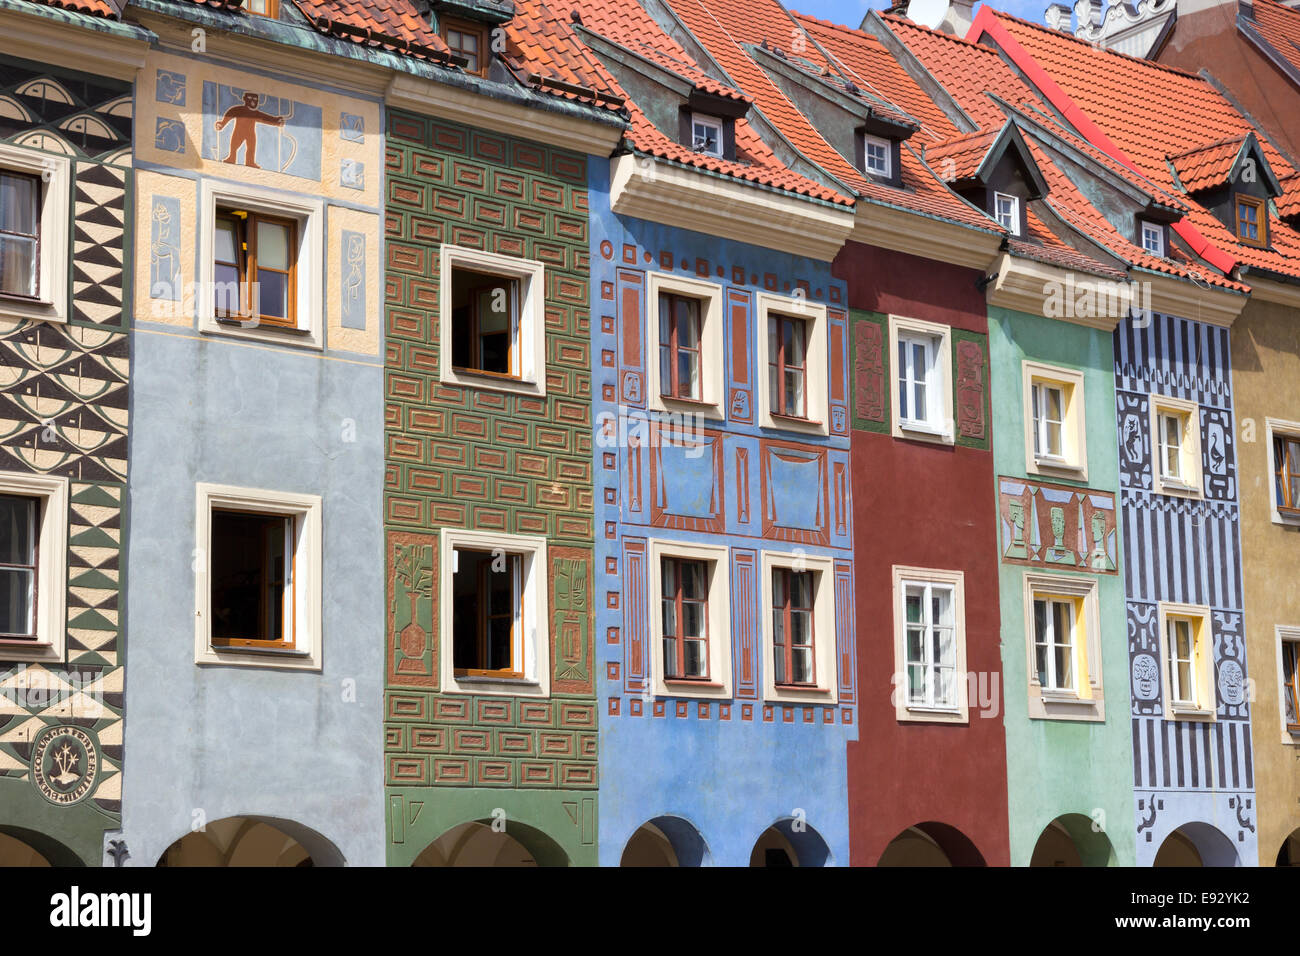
[759,550,837,704]
[888,314,952,444]
[1149,394,1202,498]
[891,566,967,723]
[439,527,550,698]
[1141,221,1165,257]
[754,291,829,436]
[0,471,68,664]
[1023,573,1104,721]
[863,134,891,177]
[1023,361,1088,480]
[1276,625,1300,744]
[0,143,70,325]
[1156,601,1215,721]
[647,538,731,700]
[645,271,725,420]
[690,113,724,157]
[994,191,1020,236]
[197,179,324,349]
[1265,417,1300,526]
[194,482,323,671]
[438,244,547,397]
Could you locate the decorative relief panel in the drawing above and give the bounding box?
[997,477,1117,573]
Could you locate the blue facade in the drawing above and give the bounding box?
[1115,312,1256,866]
[589,163,857,866]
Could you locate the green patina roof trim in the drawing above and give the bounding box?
[0,0,156,41]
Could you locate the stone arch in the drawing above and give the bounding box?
[620,815,710,867]
[1276,828,1300,866]
[750,818,832,867]
[412,818,570,867]
[1153,822,1240,867]
[1029,813,1117,866]
[0,825,84,867]
[156,815,345,867]
[878,821,986,866]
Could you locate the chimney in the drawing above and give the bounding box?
[941,0,975,34]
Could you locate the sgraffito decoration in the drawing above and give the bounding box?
[953,330,990,448]
[997,477,1118,573]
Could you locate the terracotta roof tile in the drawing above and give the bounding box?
[24,0,120,18]
[1167,136,1246,194]
[924,128,999,181]
[292,0,453,58]
[1249,0,1300,76]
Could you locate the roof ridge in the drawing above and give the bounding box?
[880,10,1005,54]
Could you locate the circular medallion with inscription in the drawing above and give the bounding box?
[31,726,98,806]
[1218,659,1245,706]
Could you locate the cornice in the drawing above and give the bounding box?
[850,201,1002,270]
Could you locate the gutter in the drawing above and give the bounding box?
[0,0,154,39]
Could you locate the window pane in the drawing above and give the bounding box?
[215,218,239,264]
[683,639,706,677]
[784,369,804,416]
[0,172,37,234]
[0,235,36,297]
[211,511,292,645]
[1033,599,1048,643]
[258,269,289,320]
[1054,646,1072,691]
[681,601,703,639]
[791,571,812,607]
[661,598,676,638]
[679,561,706,600]
[0,495,35,565]
[256,220,290,271]
[905,591,922,625]
[907,663,925,703]
[675,298,699,349]
[897,340,909,419]
[774,644,787,685]
[931,587,952,626]
[1176,661,1193,700]
[791,646,812,684]
[906,625,924,666]
[0,567,33,636]
[790,609,811,646]
[678,351,699,400]
[934,665,954,707]
[1035,641,1050,688]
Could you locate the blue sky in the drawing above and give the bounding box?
[788,0,1052,30]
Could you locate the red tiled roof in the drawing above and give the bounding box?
[659,0,1002,231]
[924,128,999,181]
[1279,176,1300,219]
[23,0,120,18]
[1249,0,1300,76]
[977,7,1300,282]
[1167,136,1247,193]
[292,0,453,58]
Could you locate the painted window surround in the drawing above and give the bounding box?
[1156,601,1216,722]
[759,550,838,705]
[0,142,69,325]
[196,179,324,350]
[644,270,725,421]
[646,538,732,700]
[1022,571,1105,721]
[438,244,547,397]
[1149,393,1203,499]
[753,291,829,436]
[888,314,954,444]
[891,565,968,724]
[438,527,551,698]
[193,482,323,671]
[0,471,68,664]
[1022,360,1088,481]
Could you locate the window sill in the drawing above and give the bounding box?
[763,412,829,436]
[1039,691,1094,705]
[215,317,311,335]
[904,703,962,715]
[650,393,725,421]
[1030,687,1105,722]
[1155,478,1203,499]
[1031,456,1087,479]
[0,294,64,324]
[897,420,952,444]
[664,678,723,688]
[440,366,544,398]
[200,315,323,351]
[1169,705,1216,722]
[212,643,308,656]
[452,674,537,686]
[0,637,61,664]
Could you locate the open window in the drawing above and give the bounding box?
[0,472,68,664]
[889,314,952,444]
[892,566,966,723]
[0,143,70,324]
[1149,394,1202,498]
[195,483,322,670]
[1157,602,1214,720]
[1023,361,1087,479]
[1266,418,1300,525]
[439,245,545,396]
[1023,573,1104,721]
[1278,626,1300,741]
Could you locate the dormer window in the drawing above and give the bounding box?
[995,192,1020,236]
[442,17,489,76]
[245,0,279,17]
[691,114,724,157]
[1235,195,1266,248]
[863,134,891,177]
[1140,221,1165,257]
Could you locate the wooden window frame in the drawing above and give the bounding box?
[1274,432,1300,516]
[1279,631,1300,736]
[661,556,710,682]
[453,548,524,680]
[1235,194,1267,248]
[902,580,956,709]
[1031,381,1066,461]
[0,494,38,641]
[213,208,298,330]
[1166,616,1197,708]
[768,312,809,421]
[772,567,816,688]
[208,508,297,651]
[0,144,69,325]
[1156,602,1214,721]
[441,17,489,77]
[658,292,704,402]
[1024,362,1088,480]
[1023,573,1103,721]
[0,472,67,664]
[0,169,40,301]
[244,0,280,18]
[450,268,521,381]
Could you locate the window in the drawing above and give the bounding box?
[453,548,523,678]
[439,245,546,397]
[659,293,702,401]
[1235,195,1266,247]
[1023,362,1087,478]
[1141,221,1165,256]
[661,557,709,680]
[995,191,1020,236]
[244,0,279,17]
[194,483,322,670]
[1023,573,1104,721]
[647,539,732,699]
[889,315,952,443]
[690,114,723,157]
[199,180,322,348]
[892,566,965,722]
[1278,627,1300,740]
[439,528,548,696]
[1149,394,1201,498]
[762,551,837,703]
[451,267,519,378]
[0,473,67,664]
[1157,602,1214,719]
[863,134,891,177]
[213,208,298,329]
[442,18,489,76]
[0,143,70,324]
[1267,419,1300,524]
[645,272,724,417]
[755,292,829,434]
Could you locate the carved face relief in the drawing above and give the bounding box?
[1092,511,1105,542]
[1133,653,1159,700]
[1051,506,1065,545]
[1218,659,1244,706]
